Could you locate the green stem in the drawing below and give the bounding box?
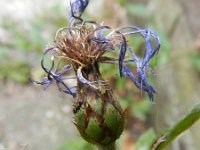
[97,143,116,150]
[152,104,200,150]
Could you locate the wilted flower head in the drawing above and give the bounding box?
[31,0,160,147]
[31,0,160,100]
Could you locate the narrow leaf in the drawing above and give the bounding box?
[152,104,200,150]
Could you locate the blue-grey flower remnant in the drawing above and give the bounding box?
[31,0,160,148]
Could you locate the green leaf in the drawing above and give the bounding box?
[152,103,200,150]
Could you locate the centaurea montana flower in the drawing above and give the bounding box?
[31,1,160,100]
[31,0,160,147]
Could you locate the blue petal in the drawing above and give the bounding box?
[29,77,51,86]
[122,65,156,101]
[122,65,141,89]
[137,67,156,93]
[118,35,127,77]
[56,80,76,97]
[128,47,139,63]
[58,65,72,75]
[31,47,76,97]
[118,26,160,69]
[115,26,160,100]
[70,0,89,19]
[142,29,160,68]
[90,36,111,44]
[118,26,145,35]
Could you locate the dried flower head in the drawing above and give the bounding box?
[31,0,160,147]
[31,0,160,100]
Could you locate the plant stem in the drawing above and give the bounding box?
[97,143,116,150]
[152,103,200,150]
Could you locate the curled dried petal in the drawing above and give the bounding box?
[77,66,98,89]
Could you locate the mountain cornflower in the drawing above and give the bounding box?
[31,0,160,149]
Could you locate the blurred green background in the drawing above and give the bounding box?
[0,0,200,150]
